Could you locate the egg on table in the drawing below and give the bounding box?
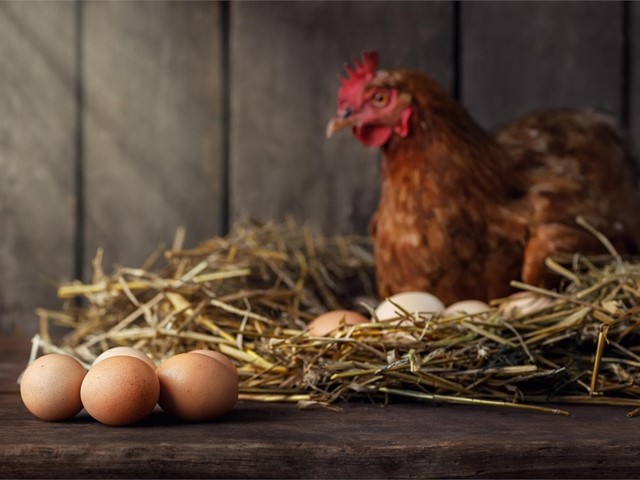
[190,349,239,380]
[375,291,445,321]
[81,355,160,426]
[307,310,369,337]
[92,346,156,370]
[20,353,87,421]
[156,352,238,422]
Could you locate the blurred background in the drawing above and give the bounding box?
[0,0,637,337]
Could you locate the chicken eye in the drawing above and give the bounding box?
[372,91,390,107]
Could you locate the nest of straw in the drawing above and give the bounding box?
[33,218,640,416]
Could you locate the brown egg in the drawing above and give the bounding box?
[190,350,238,380]
[20,353,86,421]
[307,310,369,337]
[92,346,156,370]
[81,356,159,426]
[156,352,238,421]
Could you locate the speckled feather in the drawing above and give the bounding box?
[369,69,640,304]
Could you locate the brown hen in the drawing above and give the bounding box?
[327,52,640,304]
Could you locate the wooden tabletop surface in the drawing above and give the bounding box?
[2,337,639,479]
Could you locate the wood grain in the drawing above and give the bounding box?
[83,1,225,275]
[1,1,638,337]
[0,1,76,337]
[0,337,29,393]
[229,1,454,234]
[1,384,638,477]
[628,2,640,157]
[3,342,640,478]
[461,1,624,129]
[3,337,639,478]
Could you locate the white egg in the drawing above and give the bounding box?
[375,291,445,321]
[442,300,491,317]
[499,291,554,317]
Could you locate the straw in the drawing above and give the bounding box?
[31,218,640,414]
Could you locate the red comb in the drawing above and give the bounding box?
[338,51,380,87]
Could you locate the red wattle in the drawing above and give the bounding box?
[394,107,413,138]
[353,125,393,147]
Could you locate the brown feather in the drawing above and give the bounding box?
[370,70,640,303]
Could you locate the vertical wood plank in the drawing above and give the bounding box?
[0,1,76,337]
[83,1,224,273]
[230,1,454,234]
[461,1,624,130]
[627,2,640,158]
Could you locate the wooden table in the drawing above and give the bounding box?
[2,338,639,479]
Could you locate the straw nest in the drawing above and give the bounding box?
[33,218,640,416]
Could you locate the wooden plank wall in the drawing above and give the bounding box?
[0,1,76,337]
[82,1,224,275]
[0,0,633,337]
[230,1,453,235]
[462,1,624,129]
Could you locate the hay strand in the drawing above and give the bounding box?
[30,219,640,415]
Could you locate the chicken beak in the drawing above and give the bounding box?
[326,115,358,139]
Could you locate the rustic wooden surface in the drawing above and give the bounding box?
[2,338,640,479]
[83,1,224,273]
[461,1,624,129]
[229,1,453,235]
[0,1,76,337]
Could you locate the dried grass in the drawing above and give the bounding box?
[32,218,640,415]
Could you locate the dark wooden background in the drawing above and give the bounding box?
[0,1,637,337]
